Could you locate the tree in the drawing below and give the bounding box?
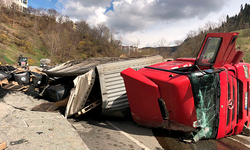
[47,8,58,22]
[42,24,61,63]
[1,0,14,8]
[76,20,91,39]
[218,15,227,32]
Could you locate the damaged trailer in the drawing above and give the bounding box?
[40,56,166,118]
[121,32,250,142]
[96,55,165,117]
[0,56,166,118]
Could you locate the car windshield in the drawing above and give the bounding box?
[198,37,222,66]
[20,58,27,62]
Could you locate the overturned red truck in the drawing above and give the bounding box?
[121,32,250,142]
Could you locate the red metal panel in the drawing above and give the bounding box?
[149,61,194,70]
[233,63,250,134]
[121,68,163,127]
[216,70,228,139]
[155,75,196,127]
[175,58,196,63]
[139,61,197,127]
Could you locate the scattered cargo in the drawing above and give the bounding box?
[40,58,51,68]
[0,56,166,119]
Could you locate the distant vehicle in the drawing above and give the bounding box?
[17,55,28,68]
[40,63,48,68]
[40,58,51,68]
[121,32,250,142]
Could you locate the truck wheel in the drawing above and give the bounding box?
[242,125,250,136]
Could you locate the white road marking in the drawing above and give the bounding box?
[106,121,151,150]
[228,135,250,148]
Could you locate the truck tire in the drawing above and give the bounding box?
[242,124,250,136]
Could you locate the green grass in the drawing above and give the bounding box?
[9,44,18,51]
[3,55,15,64]
[235,29,250,63]
[6,24,14,29]
[0,26,49,66]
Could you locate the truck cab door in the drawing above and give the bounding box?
[196,32,240,68]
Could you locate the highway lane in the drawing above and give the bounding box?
[68,112,250,150]
[28,65,250,150]
[68,115,162,150]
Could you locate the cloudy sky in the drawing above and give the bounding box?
[29,0,250,48]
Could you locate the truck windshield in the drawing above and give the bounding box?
[198,37,222,66]
[189,72,220,141]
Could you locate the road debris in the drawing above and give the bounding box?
[0,56,165,119]
[0,142,7,150]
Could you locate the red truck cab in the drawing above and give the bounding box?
[121,32,250,141]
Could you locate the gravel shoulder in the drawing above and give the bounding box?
[0,89,89,150]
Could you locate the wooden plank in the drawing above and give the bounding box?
[0,142,7,150]
[54,97,69,107]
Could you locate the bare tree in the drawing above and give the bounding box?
[1,0,14,7]
[204,21,217,32]
[76,20,91,39]
[47,8,58,20]
[42,25,61,63]
[174,40,183,46]
[110,28,118,44]
[218,15,227,32]
[157,37,168,47]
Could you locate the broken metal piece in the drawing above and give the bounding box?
[75,100,102,117]
[10,139,28,146]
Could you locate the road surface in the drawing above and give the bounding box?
[68,110,250,150]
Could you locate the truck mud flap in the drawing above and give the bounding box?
[121,68,163,127]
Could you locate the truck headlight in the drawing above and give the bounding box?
[243,65,249,79]
[245,92,248,110]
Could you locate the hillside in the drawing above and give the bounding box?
[0,22,49,66]
[0,2,249,66]
[0,4,122,66]
[236,28,250,63]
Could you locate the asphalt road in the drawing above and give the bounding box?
[1,65,249,149]
[27,66,250,150]
[68,110,250,150]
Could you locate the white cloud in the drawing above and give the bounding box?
[55,0,249,47]
[87,7,107,25]
[56,0,110,25]
[106,0,227,33]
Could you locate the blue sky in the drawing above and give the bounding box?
[28,0,58,9]
[104,0,114,14]
[27,0,250,48]
[29,0,114,14]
